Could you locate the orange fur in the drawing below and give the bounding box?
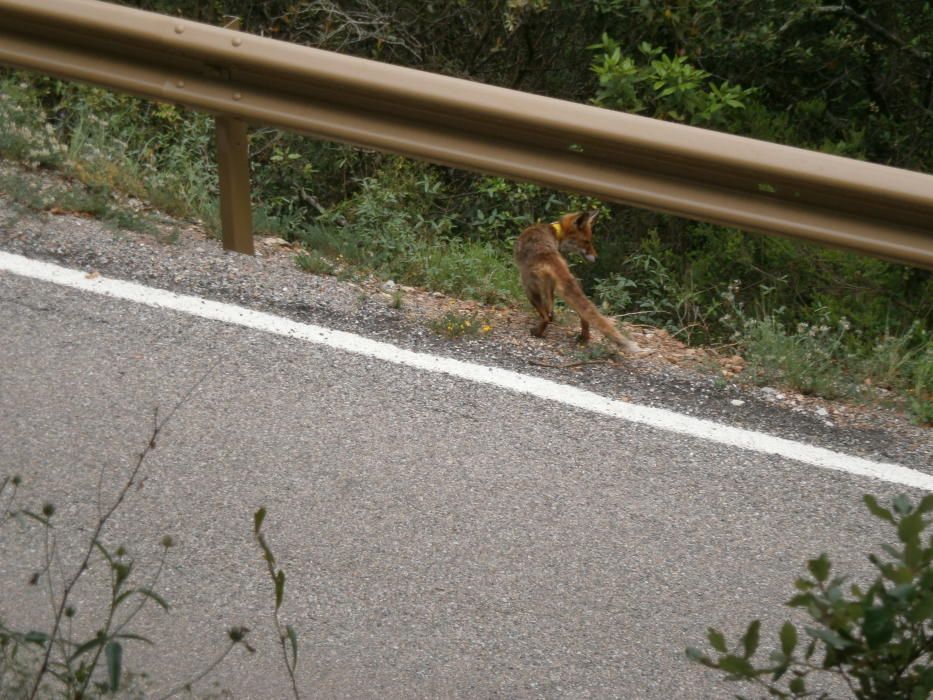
[514,211,643,353]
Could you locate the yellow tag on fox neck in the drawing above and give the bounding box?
[550,222,564,240]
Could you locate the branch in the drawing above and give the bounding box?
[781,4,931,62]
[27,363,218,699]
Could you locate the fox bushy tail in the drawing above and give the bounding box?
[556,276,640,351]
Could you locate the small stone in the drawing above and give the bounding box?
[730,399,745,406]
[816,407,829,417]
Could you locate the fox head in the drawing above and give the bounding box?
[556,211,599,263]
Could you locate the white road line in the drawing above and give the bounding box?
[2,250,930,490]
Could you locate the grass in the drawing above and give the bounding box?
[0,169,161,238]
[573,342,617,362]
[296,223,523,306]
[295,250,336,276]
[738,317,932,424]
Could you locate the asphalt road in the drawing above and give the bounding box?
[0,268,924,699]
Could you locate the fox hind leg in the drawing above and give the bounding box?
[529,292,551,337]
[527,281,554,338]
[577,318,590,344]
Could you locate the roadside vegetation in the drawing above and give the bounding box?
[1,386,302,698]
[690,493,933,699]
[0,0,930,421]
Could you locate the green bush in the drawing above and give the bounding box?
[590,37,756,128]
[299,161,525,305]
[689,494,933,699]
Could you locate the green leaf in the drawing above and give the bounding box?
[707,627,727,653]
[138,587,170,610]
[23,630,49,645]
[286,625,298,667]
[864,495,895,523]
[70,635,107,661]
[909,593,933,622]
[106,641,122,692]
[863,607,895,648]
[19,510,50,526]
[257,533,275,566]
[253,507,267,534]
[789,676,806,694]
[114,562,132,589]
[804,626,852,650]
[894,495,913,515]
[898,512,925,543]
[275,569,285,611]
[808,554,830,583]
[780,622,797,656]
[770,658,790,681]
[94,540,115,566]
[880,544,903,561]
[916,494,933,515]
[717,655,755,678]
[741,620,760,659]
[685,647,716,668]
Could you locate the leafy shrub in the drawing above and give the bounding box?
[689,493,933,699]
[589,37,756,128]
[740,316,852,399]
[303,161,524,304]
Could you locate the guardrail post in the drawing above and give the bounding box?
[215,115,254,255]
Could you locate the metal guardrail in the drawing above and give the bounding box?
[0,0,931,268]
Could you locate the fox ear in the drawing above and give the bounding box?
[587,210,599,225]
[573,212,588,229]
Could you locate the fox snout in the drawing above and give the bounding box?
[584,252,596,263]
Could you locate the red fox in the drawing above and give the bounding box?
[514,211,644,354]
